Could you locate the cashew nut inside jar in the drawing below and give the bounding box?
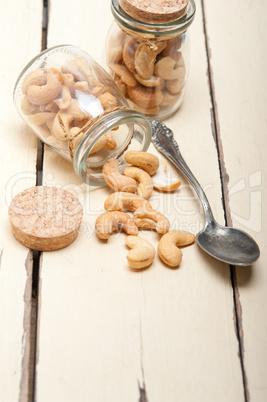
[106,0,196,120]
[13,45,151,186]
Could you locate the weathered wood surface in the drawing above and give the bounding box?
[0,1,43,401]
[36,0,246,401]
[1,0,266,401]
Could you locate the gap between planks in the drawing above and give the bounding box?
[201,0,249,401]
[27,1,48,401]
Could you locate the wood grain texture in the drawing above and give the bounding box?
[203,0,267,400]
[0,1,43,401]
[33,1,248,401]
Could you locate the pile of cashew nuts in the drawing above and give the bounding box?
[20,57,121,158]
[95,150,195,269]
[108,30,185,116]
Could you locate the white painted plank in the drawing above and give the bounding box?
[204,0,267,400]
[36,1,244,401]
[0,1,43,401]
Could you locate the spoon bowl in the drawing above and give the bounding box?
[197,221,260,265]
[151,120,260,266]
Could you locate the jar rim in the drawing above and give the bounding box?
[111,0,196,36]
[73,108,152,186]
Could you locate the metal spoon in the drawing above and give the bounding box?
[151,120,260,266]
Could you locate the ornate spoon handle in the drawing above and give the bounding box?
[151,120,214,224]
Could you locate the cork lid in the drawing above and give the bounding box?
[8,186,83,251]
[119,0,190,24]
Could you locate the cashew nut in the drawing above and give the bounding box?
[134,73,164,88]
[90,132,116,154]
[126,235,155,269]
[127,99,160,116]
[134,207,170,234]
[154,56,185,81]
[25,69,63,105]
[123,166,153,199]
[28,112,56,126]
[95,211,138,240]
[52,99,89,141]
[102,159,137,193]
[124,151,159,176]
[161,37,183,61]
[122,37,138,72]
[135,42,166,80]
[114,75,127,96]
[165,78,184,95]
[54,85,72,110]
[104,192,148,212]
[21,96,39,115]
[104,192,170,234]
[109,62,137,87]
[62,73,75,90]
[160,90,182,106]
[153,159,181,192]
[158,230,195,267]
[108,31,125,63]
[61,57,93,82]
[98,92,118,109]
[127,84,163,108]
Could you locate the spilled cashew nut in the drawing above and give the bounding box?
[153,159,181,192]
[124,151,159,176]
[104,192,148,212]
[102,159,137,193]
[158,230,195,267]
[104,192,170,234]
[134,208,170,234]
[95,211,138,240]
[123,167,153,199]
[126,235,155,269]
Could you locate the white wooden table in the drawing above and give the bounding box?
[0,1,266,401]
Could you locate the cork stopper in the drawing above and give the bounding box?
[119,0,189,24]
[8,186,83,251]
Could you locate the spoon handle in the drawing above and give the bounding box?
[151,120,214,224]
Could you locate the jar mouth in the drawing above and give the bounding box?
[73,109,151,185]
[111,0,196,36]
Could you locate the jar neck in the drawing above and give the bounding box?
[73,109,151,186]
[111,0,196,38]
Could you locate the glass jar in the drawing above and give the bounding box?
[106,0,196,120]
[13,45,151,186]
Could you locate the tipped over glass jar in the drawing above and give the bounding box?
[13,45,151,185]
[106,0,196,120]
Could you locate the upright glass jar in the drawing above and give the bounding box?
[13,45,151,185]
[106,0,196,120]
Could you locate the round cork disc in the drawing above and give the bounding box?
[119,0,189,24]
[8,186,83,251]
